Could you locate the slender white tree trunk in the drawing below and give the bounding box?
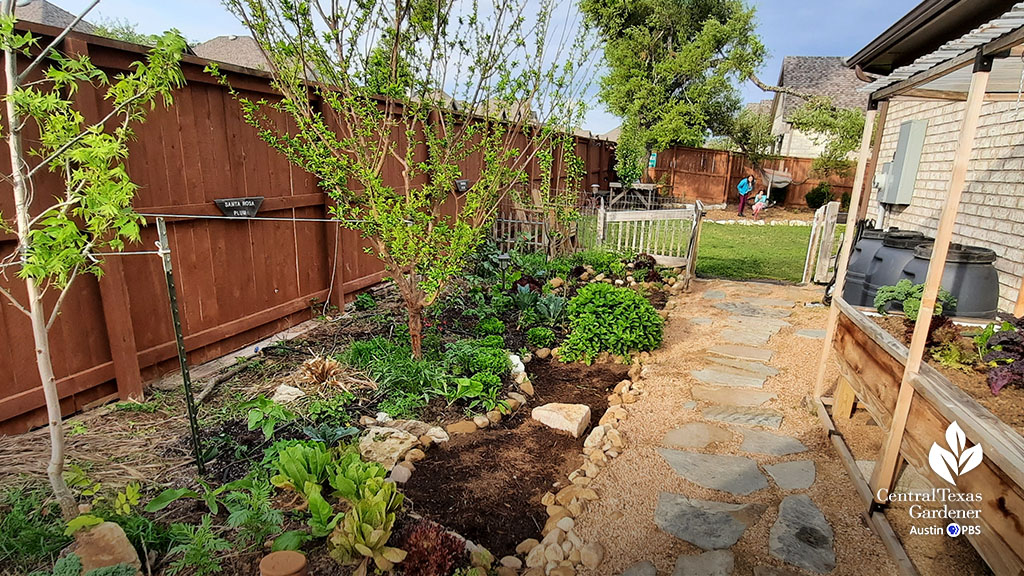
[4,36,78,519]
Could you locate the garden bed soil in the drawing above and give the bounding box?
[872,315,1024,434]
[401,358,629,557]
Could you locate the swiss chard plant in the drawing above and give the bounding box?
[983,317,1023,395]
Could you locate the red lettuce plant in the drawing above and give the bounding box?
[984,317,1023,395]
[395,519,466,576]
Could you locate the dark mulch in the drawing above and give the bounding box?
[400,359,628,556]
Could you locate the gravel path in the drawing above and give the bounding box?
[571,279,899,576]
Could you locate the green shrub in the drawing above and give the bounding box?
[476,317,506,336]
[470,372,502,393]
[443,337,504,376]
[353,292,377,311]
[469,347,512,378]
[804,182,833,210]
[526,326,556,348]
[561,284,663,363]
[0,484,71,572]
[342,337,444,399]
[557,248,632,276]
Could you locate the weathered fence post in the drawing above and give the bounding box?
[802,206,826,284]
[597,197,607,244]
[814,201,841,283]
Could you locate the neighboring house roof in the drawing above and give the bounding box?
[773,56,869,120]
[193,35,270,72]
[600,125,621,143]
[15,0,96,33]
[745,99,773,116]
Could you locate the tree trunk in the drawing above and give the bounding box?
[407,302,424,360]
[5,38,78,519]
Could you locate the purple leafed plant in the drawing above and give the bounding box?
[984,317,1024,395]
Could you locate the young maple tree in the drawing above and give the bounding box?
[221,0,593,358]
[0,2,185,518]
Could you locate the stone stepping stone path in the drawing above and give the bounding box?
[691,317,714,325]
[709,344,773,363]
[765,461,816,491]
[691,385,777,407]
[713,301,793,319]
[770,495,836,574]
[703,290,727,300]
[721,329,770,346]
[707,356,779,377]
[796,329,827,339]
[658,448,768,495]
[663,422,735,449]
[655,492,766,550]
[673,550,735,576]
[702,405,784,430]
[746,297,796,308]
[727,315,791,329]
[738,428,808,456]
[754,567,804,576]
[691,368,765,389]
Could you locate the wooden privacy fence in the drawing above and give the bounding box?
[0,23,617,434]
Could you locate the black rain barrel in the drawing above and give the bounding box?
[899,243,999,319]
[864,230,930,308]
[843,228,890,306]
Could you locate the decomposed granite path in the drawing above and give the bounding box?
[571,279,897,576]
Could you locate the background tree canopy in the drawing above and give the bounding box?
[580,0,765,182]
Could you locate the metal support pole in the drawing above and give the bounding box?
[156,217,205,475]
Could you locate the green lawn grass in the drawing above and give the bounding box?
[696,222,812,283]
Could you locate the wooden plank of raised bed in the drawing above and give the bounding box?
[832,311,902,428]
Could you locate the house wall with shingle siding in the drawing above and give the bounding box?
[866,99,1024,314]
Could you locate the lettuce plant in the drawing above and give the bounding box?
[328,478,406,576]
[984,317,1023,395]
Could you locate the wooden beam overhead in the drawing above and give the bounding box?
[899,88,969,100]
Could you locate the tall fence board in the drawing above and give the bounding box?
[0,24,617,434]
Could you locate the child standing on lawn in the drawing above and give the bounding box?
[737,175,754,216]
[752,190,769,219]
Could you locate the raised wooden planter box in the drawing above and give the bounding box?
[832,299,1024,576]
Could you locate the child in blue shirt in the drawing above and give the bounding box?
[737,175,754,216]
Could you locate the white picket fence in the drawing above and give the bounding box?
[802,201,842,284]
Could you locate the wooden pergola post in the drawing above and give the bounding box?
[870,54,992,500]
[812,103,878,399]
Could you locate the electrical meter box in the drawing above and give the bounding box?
[878,119,927,205]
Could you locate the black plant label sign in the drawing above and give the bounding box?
[213,197,264,218]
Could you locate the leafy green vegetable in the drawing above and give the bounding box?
[241,395,296,440]
[270,443,332,499]
[328,477,406,575]
[561,283,663,364]
[873,280,956,321]
[526,326,556,348]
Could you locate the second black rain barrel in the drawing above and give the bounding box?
[864,230,930,307]
[899,243,1000,319]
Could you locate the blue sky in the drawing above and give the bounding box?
[57,0,920,134]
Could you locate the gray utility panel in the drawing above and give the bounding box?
[877,119,928,205]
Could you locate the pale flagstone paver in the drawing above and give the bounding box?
[770,495,836,574]
[683,401,698,410]
[707,356,780,377]
[658,448,768,495]
[795,329,827,339]
[655,492,766,550]
[727,315,791,329]
[703,290,727,300]
[713,301,793,319]
[703,405,783,429]
[673,550,735,576]
[692,385,777,407]
[765,461,816,490]
[691,317,714,325]
[662,422,735,449]
[721,329,770,346]
[702,362,774,380]
[746,297,797,308]
[691,368,765,389]
[708,344,773,362]
[620,561,657,576]
[738,428,808,456]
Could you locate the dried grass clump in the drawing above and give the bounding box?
[298,355,345,386]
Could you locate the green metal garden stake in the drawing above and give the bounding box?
[156,217,206,475]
